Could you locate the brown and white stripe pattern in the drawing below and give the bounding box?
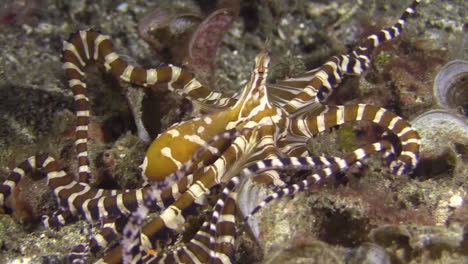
[0,154,76,209]
[285,104,420,175]
[0,154,161,223]
[64,30,238,112]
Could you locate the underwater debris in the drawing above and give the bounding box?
[433,59,468,115]
[411,109,468,160]
[138,1,202,64]
[410,109,467,180]
[346,242,391,264]
[0,0,43,25]
[188,8,238,89]
[369,223,466,262]
[237,177,270,240]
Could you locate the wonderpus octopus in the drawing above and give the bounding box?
[1,1,424,263]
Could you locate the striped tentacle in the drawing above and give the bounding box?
[0,156,160,229]
[200,179,242,264]
[214,155,341,219]
[215,154,341,208]
[208,179,242,259]
[64,30,238,113]
[89,218,119,254]
[41,209,75,228]
[281,55,347,115]
[71,216,122,263]
[135,192,238,264]
[243,114,290,186]
[212,191,237,264]
[158,192,237,264]
[278,105,343,158]
[51,180,152,224]
[284,104,420,175]
[156,191,240,264]
[0,156,135,230]
[62,31,93,182]
[118,197,196,264]
[0,154,151,225]
[244,140,395,220]
[0,154,80,211]
[318,0,421,102]
[281,0,420,115]
[73,218,121,264]
[0,154,132,262]
[267,68,321,108]
[66,182,200,260]
[56,174,207,262]
[158,222,217,264]
[0,155,40,207]
[121,204,149,264]
[279,104,399,159]
[349,0,421,71]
